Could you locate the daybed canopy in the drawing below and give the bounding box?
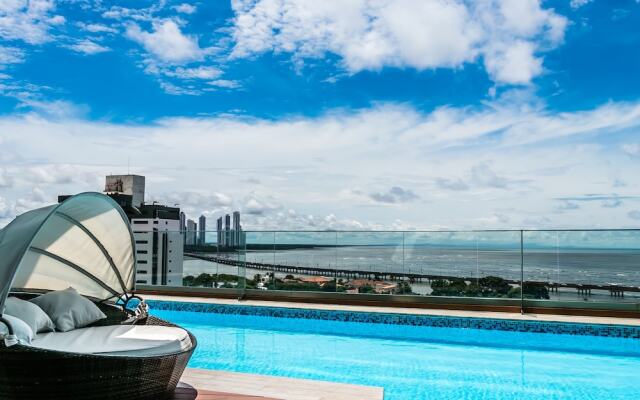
[0,192,135,311]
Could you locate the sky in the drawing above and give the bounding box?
[0,0,639,231]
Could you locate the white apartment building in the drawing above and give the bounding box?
[131,217,184,287]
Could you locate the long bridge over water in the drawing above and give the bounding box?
[185,253,639,297]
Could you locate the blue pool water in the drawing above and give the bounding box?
[153,308,640,400]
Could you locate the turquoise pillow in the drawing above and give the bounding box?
[4,296,55,334]
[0,314,34,345]
[31,288,107,332]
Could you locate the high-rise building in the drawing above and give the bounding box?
[216,217,223,247]
[232,211,241,247]
[179,211,186,240]
[104,175,145,207]
[186,219,197,245]
[198,215,206,245]
[130,209,184,287]
[224,214,231,247]
[213,211,245,248]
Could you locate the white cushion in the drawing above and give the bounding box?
[0,314,34,345]
[30,287,106,332]
[4,297,55,334]
[32,324,192,357]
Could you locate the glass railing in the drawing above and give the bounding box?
[140,229,640,306]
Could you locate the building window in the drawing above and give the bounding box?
[153,221,158,224]
[137,250,148,254]
[136,280,147,284]
[133,220,149,225]
[135,240,148,244]
[137,270,148,274]
[138,260,148,264]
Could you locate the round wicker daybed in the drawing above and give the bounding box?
[0,193,196,400]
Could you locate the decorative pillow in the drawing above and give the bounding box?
[30,288,107,332]
[0,314,34,345]
[4,296,55,334]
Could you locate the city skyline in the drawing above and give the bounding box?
[1,1,639,231]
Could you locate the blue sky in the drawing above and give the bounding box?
[1,0,640,230]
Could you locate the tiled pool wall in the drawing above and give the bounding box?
[148,299,640,338]
[148,299,640,356]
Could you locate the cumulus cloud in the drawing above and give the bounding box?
[570,0,592,9]
[76,22,118,34]
[557,200,580,211]
[243,193,281,215]
[2,98,640,229]
[207,79,241,89]
[470,162,528,189]
[0,46,25,67]
[369,187,419,204]
[622,143,640,157]
[65,39,110,55]
[173,3,197,15]
[0,168,13,188]
[435,178,469,191]
[158,191,233,215]
[0,0,65,44]
[126,19,205,63]
[230,0,567,84]
[166,66,223,80]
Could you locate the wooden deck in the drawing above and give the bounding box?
[173,368,384,400]
[172,382,281,400]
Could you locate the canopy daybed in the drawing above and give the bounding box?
[0,193,196,400]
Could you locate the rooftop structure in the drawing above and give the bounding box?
[104,175,145,208]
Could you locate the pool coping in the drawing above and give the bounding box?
[145,294,640,327]
[180,368,384,400]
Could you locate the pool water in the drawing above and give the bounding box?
[153,309,640,400]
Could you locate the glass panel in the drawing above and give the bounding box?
[268,231,339,292]
[336,231,404,295]
[524,230,640,303]
[244,231,276,290]
[404,231,522,299]
[135,228,639,310]
[182,230,221,288]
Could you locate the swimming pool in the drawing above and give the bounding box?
[150,301,640,400]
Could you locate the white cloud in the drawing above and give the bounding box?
[76,22,118,34]
[0,168,13,188]
[0,46,25,67]
[483,41,542,85]
[66,39,110,55]
[0,196,11,219]
[243,193,281,215]
[570,0,592,9]
[167,66,223,80]
[470,162,527,189]
[158,81,201,96]
[622,143,640,157]
[0,0,64,44]
[15,98,89,119]
[207,79,241,89]
[369,187,419,204]
[173,3,197,15]
[1,98,640,229]
[230,0,567,84]
[126,19,205,63]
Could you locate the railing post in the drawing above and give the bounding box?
[520,230,524,315]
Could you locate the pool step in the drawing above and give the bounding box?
[179,368,384,400]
